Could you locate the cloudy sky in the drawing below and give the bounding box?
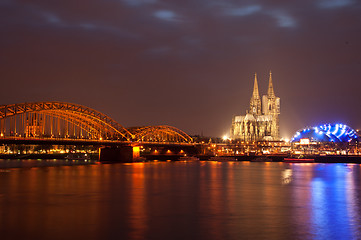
[1,0,361,138]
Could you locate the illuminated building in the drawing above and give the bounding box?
[290,124,360,155]
[230,71,280,141]
[291,123,359,143]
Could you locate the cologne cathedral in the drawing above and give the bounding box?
[230,72,280,141]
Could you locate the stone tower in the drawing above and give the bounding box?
[262,71,280,139]
[249,73,262,115]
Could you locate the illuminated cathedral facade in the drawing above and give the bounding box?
[230,72,280,141]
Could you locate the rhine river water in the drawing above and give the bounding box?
[1,160,361,240]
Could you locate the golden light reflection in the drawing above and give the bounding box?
[129,163,147,239]
[202,162,223,239]
[282,168,293,184]
[1,165,104,239]
[132,162,145,168]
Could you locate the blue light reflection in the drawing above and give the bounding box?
[310,164,359,239]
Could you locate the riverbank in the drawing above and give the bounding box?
[234,154,361,164]
[0,153,99,160]
[1,153,361,164]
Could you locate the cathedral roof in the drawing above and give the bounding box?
[244,113,256,121]
[256,115,273,122]
[234,114,274,122]
[234,116,244,122]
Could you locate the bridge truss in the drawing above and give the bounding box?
[128,126,193,143]
[0,102,193,143]
[0,102,132,140]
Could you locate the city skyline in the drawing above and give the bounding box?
[1,1,361,138]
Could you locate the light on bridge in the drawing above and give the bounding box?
[0,102,193,144]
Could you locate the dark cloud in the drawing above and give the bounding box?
[317,0,355,9]
[1,0,361,138]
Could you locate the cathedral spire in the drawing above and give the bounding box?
[267,70,275,98]
[250,73,261,115]
[252,72,260,100]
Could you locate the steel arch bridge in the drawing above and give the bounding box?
[0,102,193,143]
[128,126,193,143]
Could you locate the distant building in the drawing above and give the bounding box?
[291,124,359,143]
[230,72,280,141]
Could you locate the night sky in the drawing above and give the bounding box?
[1,0,361,138]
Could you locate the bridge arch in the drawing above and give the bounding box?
[0,102,133,140]
[0,102,193,143]
[128,125,193,143]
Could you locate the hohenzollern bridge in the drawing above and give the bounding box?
[0,102,195,160]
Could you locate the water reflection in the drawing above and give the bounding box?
[282,168,293,184]
[129,163,147,240]
[0,161,361,239]
[0,159,95,168]
[310,164,361,240]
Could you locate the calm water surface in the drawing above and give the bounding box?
[0,161,361,240]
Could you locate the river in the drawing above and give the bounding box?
[0,160,360,240]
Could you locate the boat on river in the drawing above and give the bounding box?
[283,158,315,163]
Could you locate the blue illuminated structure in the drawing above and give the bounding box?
[291,124,359,143]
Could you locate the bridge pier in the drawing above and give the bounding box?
[99,146,140,162]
